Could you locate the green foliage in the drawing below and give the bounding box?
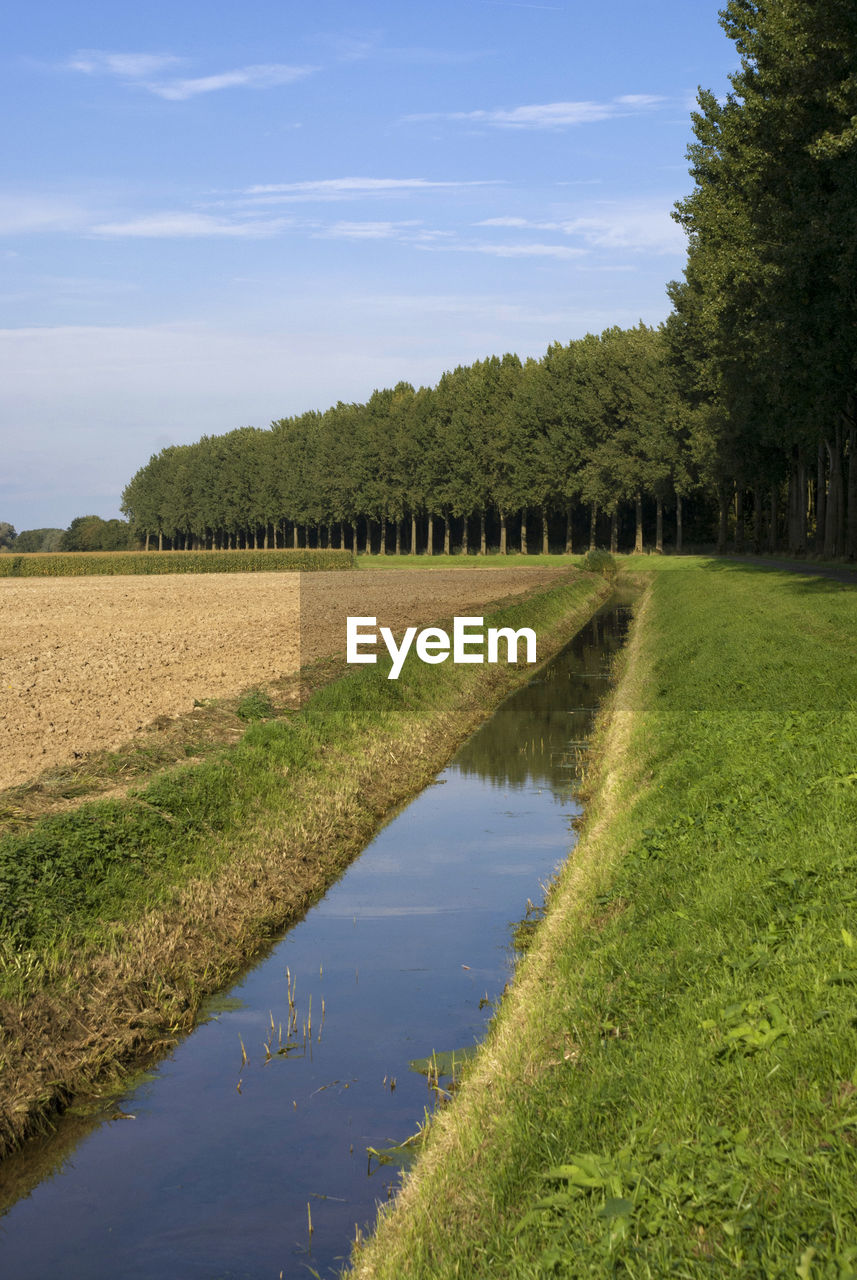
[669,0,857,552]
[580,549,618,579]
[236,689,276,721]
[0,521,16,550]
[61,515,135,551]
[13,528,64,553]
[0,548,354,576]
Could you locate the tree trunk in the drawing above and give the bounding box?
[816,439,827,554]
[443,515,450,556]
[461,515,469,555]
[411,512,417,554]
[380,518,387,556]
[734,487,744,553]
[565,501,573,555]
[655,497,664,553]
[610,508,618,554]
[676,494,683,554]
[480,509,487,555]
[824,423,844,558]
[499,510,507,555]
[847,427,857,559]
[541,505,549,555]
[351,523,358,556]
[589,502,597,552]
[427,514,434,556]
[634,492,644,554]
[768,489,778,552]
[520,507,528,555]
[395,520,402,554]
[717,486,728,553]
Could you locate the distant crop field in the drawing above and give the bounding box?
[1,567,568,791]
[0,548,353,577]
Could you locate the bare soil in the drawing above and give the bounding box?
[1,568,565,793]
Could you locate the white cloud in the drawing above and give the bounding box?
[91,212,291,238]
[475,216,530,227]
[149,64,314,101]
[475,204,686,254]
[66,50,315,99]
[68,51,183,78]
[0,195,88,236]
[407,95,665,129]
[240,177,497,203]
[428,241,586,260]
[317,220,419,240]
[558,209,685,254]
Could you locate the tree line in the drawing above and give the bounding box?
[667,0,857,557]
[1,518,135,554]
[121,324,705,556]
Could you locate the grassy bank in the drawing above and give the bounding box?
[350,563,857,1278]
[0,572,608,1159]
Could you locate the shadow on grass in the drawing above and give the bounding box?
[697,555,857,594]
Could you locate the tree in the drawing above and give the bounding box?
[671,0,857,554]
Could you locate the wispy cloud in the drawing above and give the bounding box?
[239,177,498,204]
[0,195,88,236]
[426,240,586,261]
[475,204,684,254]
[67,50,315,99]
[68,51,183,78]
[91,212,291,238]
[316,220,420,240]
[149,65,314,101]
[407,95,665,129]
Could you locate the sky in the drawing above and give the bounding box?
[1,0,737,531]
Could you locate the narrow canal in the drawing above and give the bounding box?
[0,599,632,1279]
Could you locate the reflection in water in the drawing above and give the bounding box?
[0,600,632,1280]
[454,605,629,790]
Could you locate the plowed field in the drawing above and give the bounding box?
[1,567,566,791]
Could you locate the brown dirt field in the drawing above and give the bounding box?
[1,567,566,792]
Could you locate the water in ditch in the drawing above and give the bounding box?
[0,599,632,1279]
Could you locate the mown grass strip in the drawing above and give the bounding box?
[0,572,607,1159]
[349,563,857,1279]
[0,548,353,576]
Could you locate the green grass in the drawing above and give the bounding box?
[351,563,857,1279]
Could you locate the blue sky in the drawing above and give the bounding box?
[1,1,736,530]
